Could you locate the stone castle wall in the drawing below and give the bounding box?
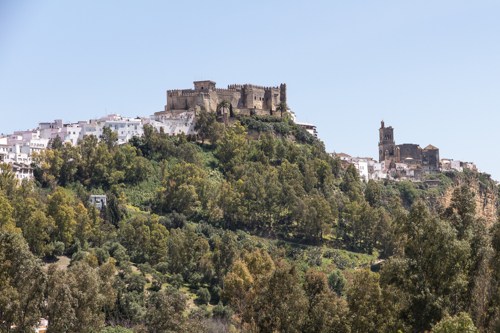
[164,81,286,114]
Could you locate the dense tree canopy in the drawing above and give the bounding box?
[1,114,499,332]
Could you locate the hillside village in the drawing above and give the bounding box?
[0,80,481,183]
[333,121,478,182]
[1,81,499,333]
[0,80,317,181]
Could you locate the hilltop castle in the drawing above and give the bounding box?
[158,80,287,116]
[378,121,440,172]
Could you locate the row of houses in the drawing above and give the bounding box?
[334,153,478,182]
[0,111,197,180]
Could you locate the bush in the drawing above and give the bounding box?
[169,273,184,289]
[50,241,65,256]
[94,247,110,265]
[212,302,233,320]
[197,287,211,305]
[328,270,346,296]
[155,262,169,274]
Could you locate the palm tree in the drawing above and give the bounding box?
[276,101,288,118]
[217,100,231,125]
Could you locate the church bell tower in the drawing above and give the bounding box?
[378,121,395,162]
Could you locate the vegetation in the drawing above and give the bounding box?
[0,114,498,332]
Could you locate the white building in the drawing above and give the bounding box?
[149,110,197,136]
[354,159,369,182]
[79,114,144,144]
[0,137,8,162]
[39,120,82,146]
[441,158,469,173]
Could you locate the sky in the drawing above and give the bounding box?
[1,1,500,179]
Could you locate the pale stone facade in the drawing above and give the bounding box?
[163,80,287,116]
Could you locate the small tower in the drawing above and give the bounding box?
[279,83,287,103]
[378,121,396,162]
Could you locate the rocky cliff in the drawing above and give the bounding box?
[439,172,498,227]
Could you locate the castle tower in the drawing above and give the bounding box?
[280,83,287,103]
[378,121,396,162]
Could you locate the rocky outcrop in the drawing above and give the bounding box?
[439,173,498,227]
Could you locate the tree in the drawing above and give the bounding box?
[217,100,231,124]
[222,259,254,316]
[46,261,115,333]
[47,187,77,248]
[253,260,307,333]
[144,288,187,333]
[347,269,403,333]
[0,190,18,233]
[276,101,287,118]
[0,232,46,332]
[23,210,55,257]
[303,269,350,333]
[100,126,118,150]
[340,164,363,201]
[340,201,378,253]
[365,179,382,207]
[0,163,17,196]
[432,312,478,333]
[215,123,247,173]
[381,201,471,331]
[195,110,219,144]
[443,185,477,240]
[153,162,206,217]
[119,214,169,264]
[295,194,334,244]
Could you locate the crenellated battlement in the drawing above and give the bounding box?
[226,84,282,91]
[167,89,211,97]
[215,88,234,93]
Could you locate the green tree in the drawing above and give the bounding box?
[47,187,77,248]
[100,126,118,150]
[46,261,115,333]
[24,210,55,257]
[443,185,477,240]
[0,163,17,196]
[253,260,307,333]
[303,269,351,333]
[295,194,334,244]
[215,123,247,173]
[195,109,219,144]
[217,100,230,122]
[0,232,46,333]
[340,164,363,201]
[144,288,187,333]
[0,190,18,233]
[153,162,206,217]
[276,101,287,118]
[432,312,478,333]
[347,269,403,333]
[365,179,382,207]
[119,214,169,264]
[381,201,471,331]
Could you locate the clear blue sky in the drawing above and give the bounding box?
[1,1,500,179]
